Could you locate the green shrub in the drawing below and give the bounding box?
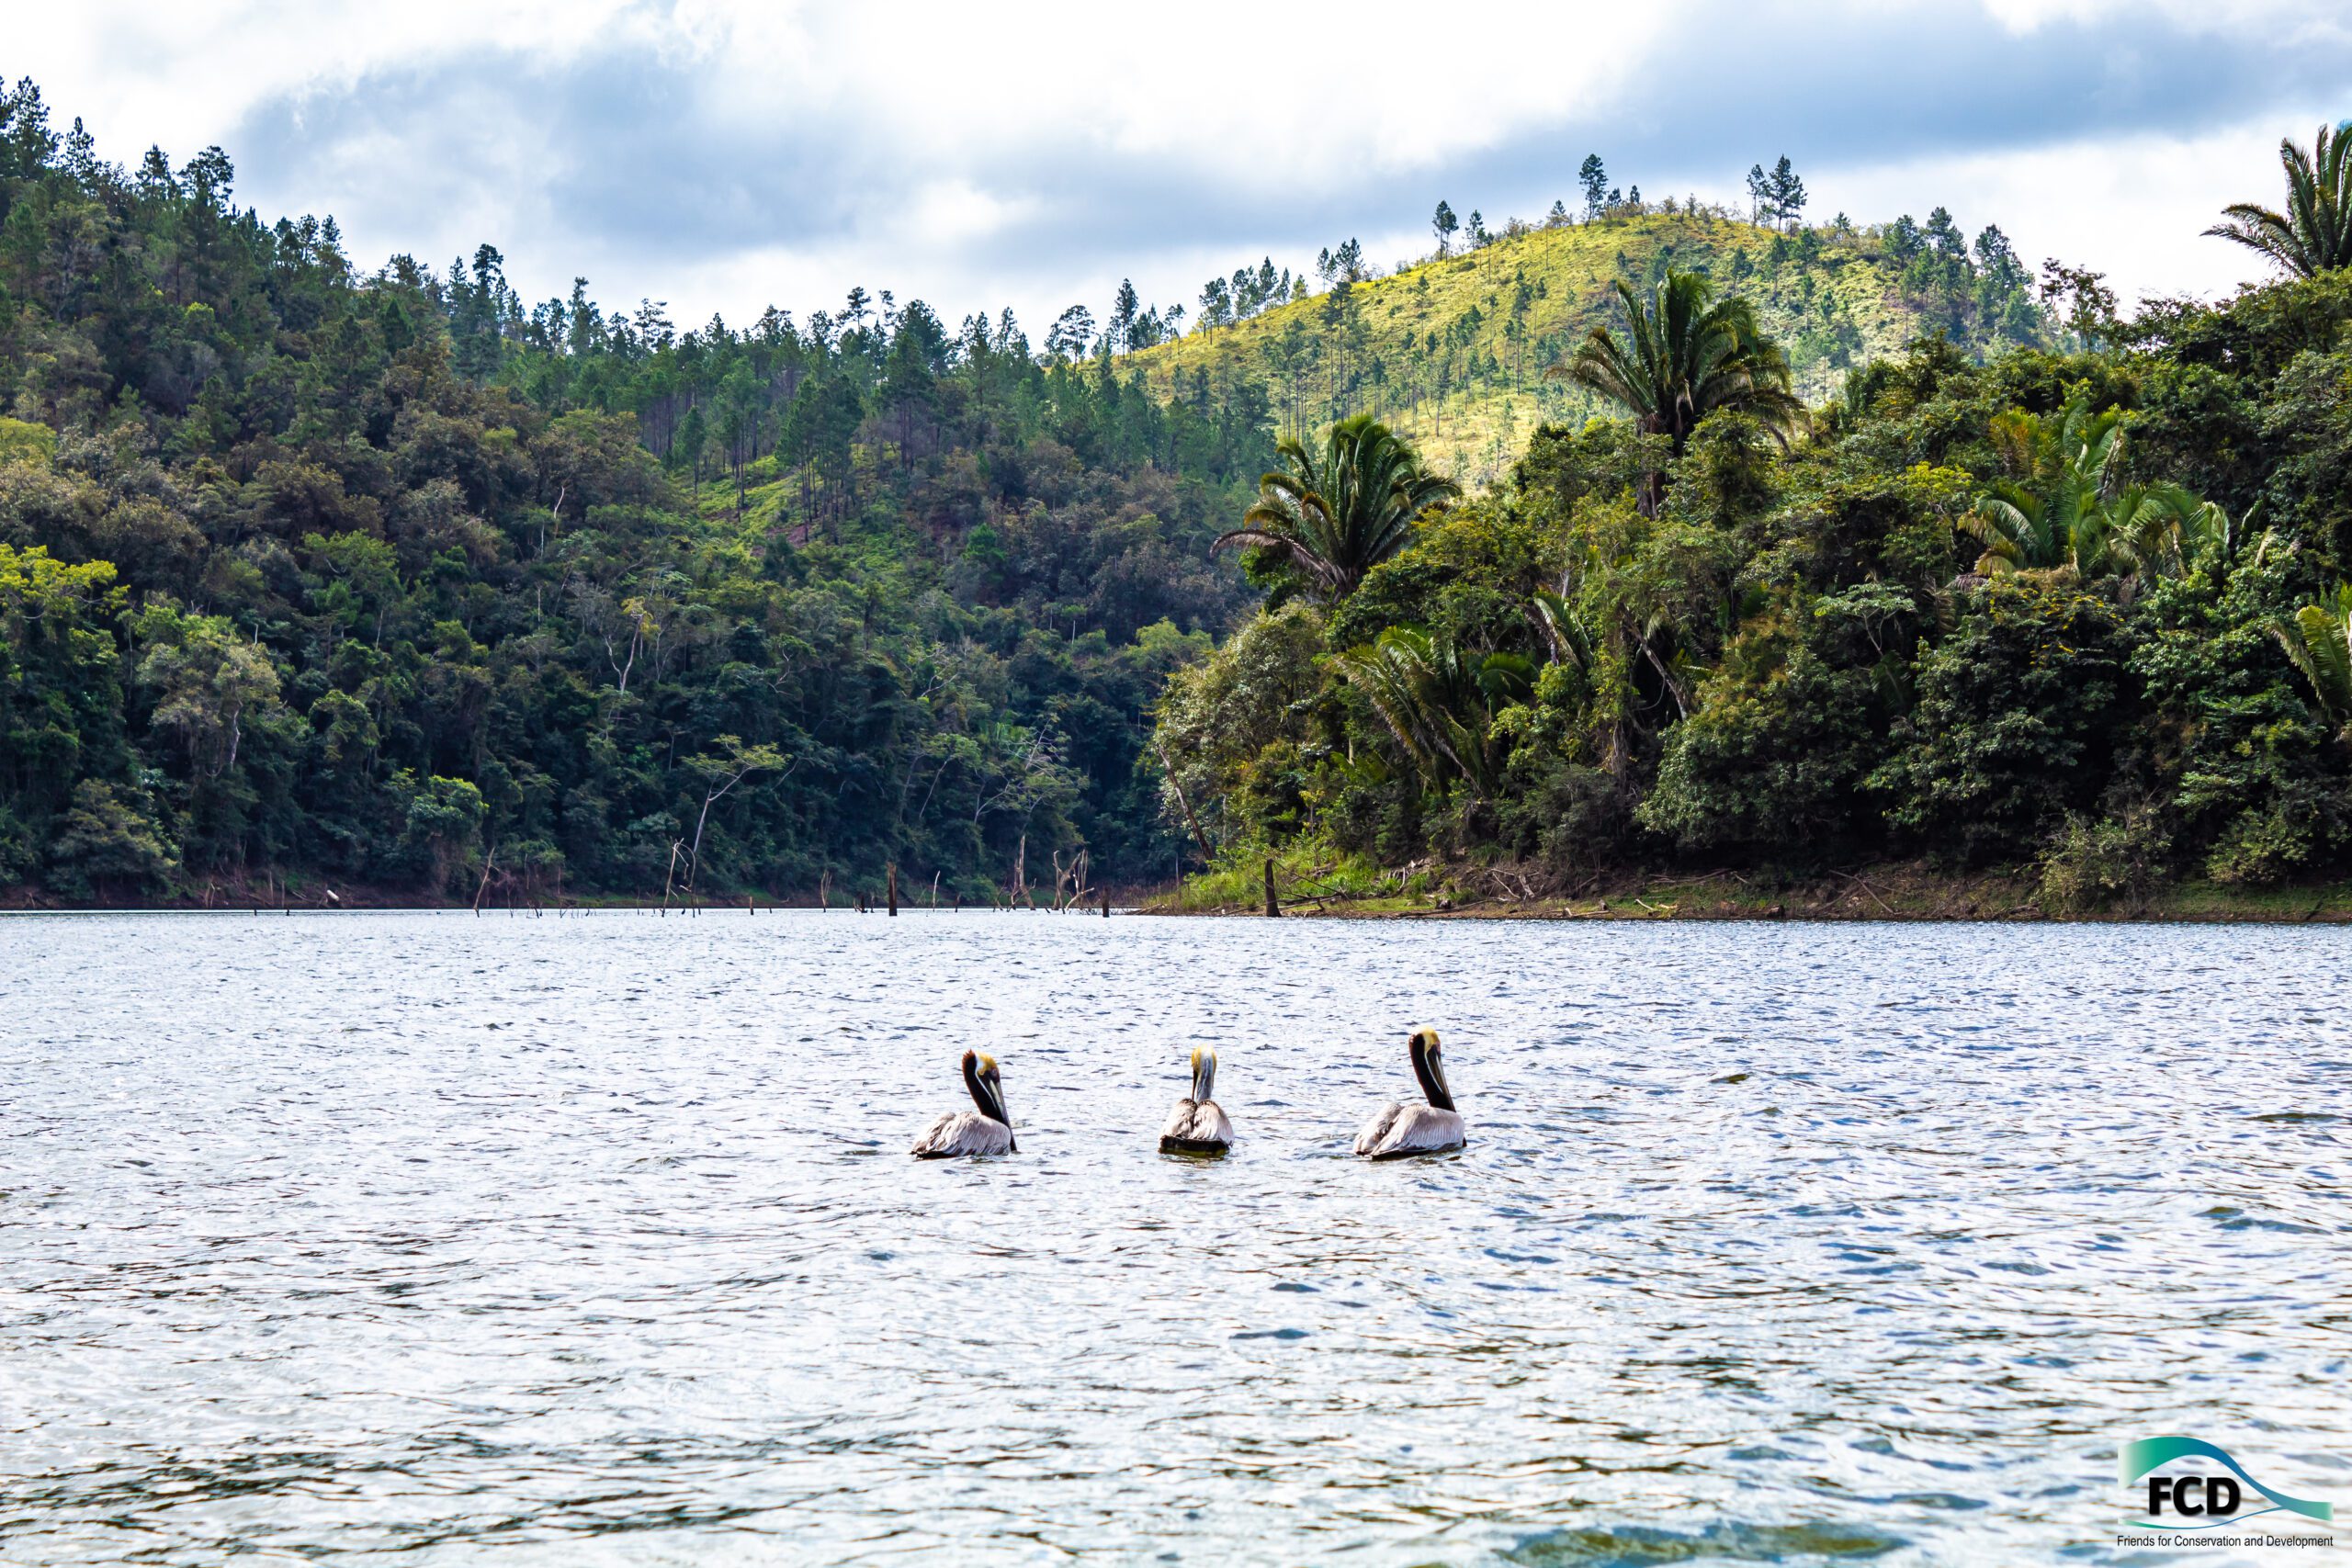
[1873,581,2130,864]
[2037,807,2171,914]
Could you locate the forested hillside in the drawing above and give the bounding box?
[1129,181,2051,489]
[1157,121,2352,913]
[0,79,1278,905]
[6,66,2345,916]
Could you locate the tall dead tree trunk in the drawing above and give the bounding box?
[1151,736,1214,863]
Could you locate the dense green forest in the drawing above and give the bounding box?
[0,79,1285,904]
[3,69,2347,912]
[1161,126,2352,913]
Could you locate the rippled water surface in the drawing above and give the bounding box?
[3,911,2348,1564]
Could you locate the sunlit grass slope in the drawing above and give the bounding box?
[1126,211,2019,488]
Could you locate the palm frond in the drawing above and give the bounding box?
[1218,415,1455,602]
[1333,626,1520,795]
[1531,591,1595,670]
[2205,126,2352,277]
[1543,268,1801,465]
[2275,585,2352,728]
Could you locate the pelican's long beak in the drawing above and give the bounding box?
[976,1054,1009,1125]
[1190,1047,1216,1105]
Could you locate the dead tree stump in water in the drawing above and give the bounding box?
[888,863,899,916]
[1264,859,1280,918]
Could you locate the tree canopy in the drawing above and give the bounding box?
[0,75,1277,904]
[1212,415,1460,602]
[6,69,2348,918]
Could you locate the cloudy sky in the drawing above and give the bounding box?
[17,1,2351,336]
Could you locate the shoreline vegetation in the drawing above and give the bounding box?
[4,78,2351,921]
[9,861,2348,922]
[1144,855,2352,923]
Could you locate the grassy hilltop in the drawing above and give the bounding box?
[1128,207,2044,487]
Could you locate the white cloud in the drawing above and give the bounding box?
[17,2,629,157]
[1817,118,2317,305]
[26,1,1668,178]
[9,0,2346,333]
[1977,0,2338,33]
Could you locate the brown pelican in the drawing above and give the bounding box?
[1354,1029,1464,1158]
[1159,1047,1232,1153]
[911,1051,1015,1157]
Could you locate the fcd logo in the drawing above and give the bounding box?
[2120,1437,2334,1536]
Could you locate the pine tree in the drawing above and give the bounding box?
[1578,154,1607,220]
[1767,156,1807,231]
[1046,304,1094,358]
[1111,278,1138,353]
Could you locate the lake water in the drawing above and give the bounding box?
[2,911,2346,1564]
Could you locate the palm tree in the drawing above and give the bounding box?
[2275,584,2352,733]
[1961,396,2222,593]
[2205,125,2352,279]
[1213,414,1459,600]
[1531,590,1597,673]
[1546,269,1802,511]
[1333,626,1533,796]
[1962,398,2126,575]
[2101,483,2225,590]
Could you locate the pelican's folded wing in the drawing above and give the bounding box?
[1353,1101,1405,1156]
[913,1110,1012,1156]
[1364,1104,1464,1158]
[911,1111,965,1156]
[1162,1098,1232,1146]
